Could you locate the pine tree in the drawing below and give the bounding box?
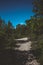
[33,0,43,17]
[32,0,43,65]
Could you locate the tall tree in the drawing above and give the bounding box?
[16,24,27,38]
[33,0,43,17]
[32,0,43,65]
[0,18,8,50]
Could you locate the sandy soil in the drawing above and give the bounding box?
[15,41,32,51]
[15,37,40,65]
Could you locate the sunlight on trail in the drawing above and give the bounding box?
[15,41,32,51]
[15,37,40,65]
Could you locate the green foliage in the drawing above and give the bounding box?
[0,0,43,64]
[15,24,28,38]
[30,0,43,65]
[0,18,16,51]
[25,0,43,65]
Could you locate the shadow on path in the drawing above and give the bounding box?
[0,49,30,65]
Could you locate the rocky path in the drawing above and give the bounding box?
[15,41,31,51]
[15,38,40,65]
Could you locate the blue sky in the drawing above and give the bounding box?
[0,0,34,27]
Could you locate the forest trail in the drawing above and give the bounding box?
[15,38,31,51]
[15,37,40,65]
[15,40,31,51]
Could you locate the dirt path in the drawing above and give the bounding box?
[15,41,32,51]
[15,38,40,65]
